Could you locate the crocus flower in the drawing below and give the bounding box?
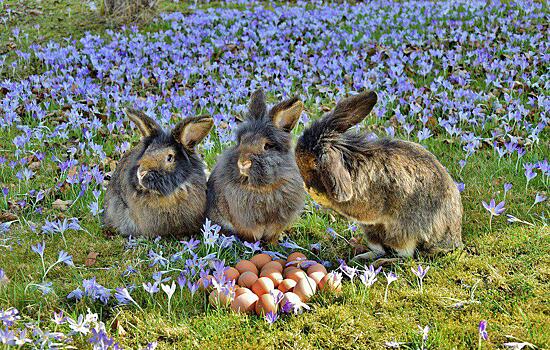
[412,265,430,293]
[384,272,398,303]
[478,320,488,348]
[482,199,505,231]
[265,311,278,324]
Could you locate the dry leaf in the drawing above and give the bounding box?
[0,212,18,222]
[85,252,99,267]
[52,199,73,211]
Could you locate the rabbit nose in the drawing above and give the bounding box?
[238,159,252,174]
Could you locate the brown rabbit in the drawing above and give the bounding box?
[103,108,213,239]
[295,91,463,260]
[206,89,306,243]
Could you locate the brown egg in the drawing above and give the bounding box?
[319,273,342,293]
[235,260,259,275]
[230,293,259,314]
[306,263,328,275]
[235,287,253,297]
[308,271,326,285]
[238,271,258,288]
[274,259,287,269]
[261,261,283,273]
[209,289,233,308]
[287,252,307,263]
[278,278,297,293]
[255,293,278,316]
[281,292,303,312]
[293,276,317,302]
[198,275,214,291]
[283,266,301,277]
[286,269,308,282]
[251,277,274,296]
[250,253,272,270]
[260,270,283,287]
[224,267,240,282]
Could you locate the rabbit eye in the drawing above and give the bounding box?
[263,143,273,151]
[166,154,174,163]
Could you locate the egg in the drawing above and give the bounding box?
[308,271,326,285]
[255,293,278,315]
[281,292,303,313]
[287,252,307,262]
[223,267,240,282]
[235,287,253,297]
[286,269,308,282]
[250,253,272,270]
[238,271,258,288]
[278,278,297,293]
[235,260,259,275]
[251,277,274,296]
[230,292,259,314]
[274,259,287,269]
[283,266,301,277]
[306,263,328,275]
[261,261,283,273]
[198,275,214,291]
[209,289,233,308]
[260,270,283,287]
[319,273,343,293]
[293,276,317,301]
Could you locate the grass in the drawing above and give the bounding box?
[0,0,549,349]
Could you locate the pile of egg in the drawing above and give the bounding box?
[203,252,342,316]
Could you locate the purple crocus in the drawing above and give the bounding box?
[478,320,488,348]
[265,311,278,324]
[482,199,505,232]
[412,265,430,293]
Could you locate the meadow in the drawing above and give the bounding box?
[0,0,548,349]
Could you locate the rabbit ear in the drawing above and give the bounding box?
[125,108,162,138]
[269,97,303,132]
[247,88,267,120]
[319,148,353,202]
[328,91,377,132]
[172,116,214,149]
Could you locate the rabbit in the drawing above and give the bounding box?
[295,91,463,261]
[206,89,306,243]
[103,108,214,239]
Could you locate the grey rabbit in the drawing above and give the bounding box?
[104,108,214,238]
[206,89,306,243]
[295,91,463,260]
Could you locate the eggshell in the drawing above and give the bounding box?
[198,275,214,291]
[235,260,259,275]
[250,253,272,270]
[306,263,328,275]
[251,277,274,296]
[283,266,301,277]
[274,259,287,269]
[261,261,283,273]
[209,289,233,308]
[287,252,307,262]
[319,273,342,293]
[235,287,253,297]
[278,279,297,293]
[281,292,302,312]
[255,293,278,316]
[308,271,326,285]
[238,271,258,288]
[260,270,283,287]
[286,269,308,282]
[224,267,240,281]
[293,276,317,302]
[230,293,259,314]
